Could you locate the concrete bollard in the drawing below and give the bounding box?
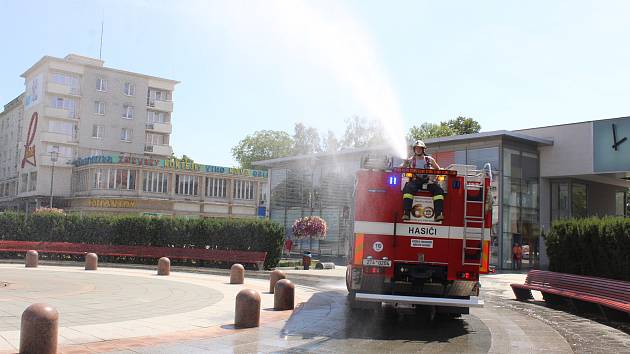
[234,289,260,328]
[85,253,98,271]
[19,303,59,354]
[274,279,295,311]
[269,270,286,294]
[157,257,171,276]
[25,250,38,268]
[230,263,245,284]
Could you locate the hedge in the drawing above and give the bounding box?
[0,212,284,269]
[545,217,630,281]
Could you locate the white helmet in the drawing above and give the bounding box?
[412,140,426,149]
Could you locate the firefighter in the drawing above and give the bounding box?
[402,140,445,221]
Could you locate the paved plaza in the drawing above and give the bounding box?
[0,263,629,353]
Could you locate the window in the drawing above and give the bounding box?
[143,171,169,193]
[92,125,104,139]
[94,101,105,115]
[571,183,587,218]
[206,177,227,198]
[120,128,133,142]
[233,180,256,200]
[123,82,135,96]
[122,105,134,119]
[93,168,137,190]
[28,172,37,192]
[96,78,107,91]
[145,133,167,145]
[175,174,199,196]
[48,120,75,137]
[20,173,27,193]
[147,110,167,123]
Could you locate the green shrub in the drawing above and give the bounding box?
[546,217,630,281]
[0,212,284,269]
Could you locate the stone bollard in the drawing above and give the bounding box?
[269,270,286,294]
[274,279,295,311]
[19,303,59,354]
[25,250,38,268]
[157,257,171,276]
[85,253,98,271]
[234,289,260,328]
[230,263,245,284]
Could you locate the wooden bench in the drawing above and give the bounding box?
[511,270,630,321]
[0,240,267,270]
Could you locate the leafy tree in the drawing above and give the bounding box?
[341,116,384,149]
[442,116,481,135]
[231,130,293,169]
[292,123,321,155]
[323,130,340,152]
[407,123,454,141]
[408,117,482,142]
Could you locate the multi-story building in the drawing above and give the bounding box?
[0,54,269,218]
[0,94,24,208]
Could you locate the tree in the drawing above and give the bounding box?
[231,130,294,169]
[292,123,321,155]
[407,123,454,141]
[341,116,384,149]
[408,117,482,142]
[322,130,340,152]
[442,116,481,135]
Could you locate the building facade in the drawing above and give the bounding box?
[257,119,630,269]
[0,54,269,218]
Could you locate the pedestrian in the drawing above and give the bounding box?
[512,242,522,270]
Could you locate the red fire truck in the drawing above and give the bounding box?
[346,162,492,319]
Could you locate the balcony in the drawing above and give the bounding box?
[146,99,173,112]
[144,144,172,156]
[40,131,78,145]
[45,106,79,121]
[145,122,172,134]
[47,82,81,97]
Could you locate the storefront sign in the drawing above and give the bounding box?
[88,199,136,208]
[73,155,268,178]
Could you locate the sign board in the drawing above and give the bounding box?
[593,118,630,172]
[409,196,441,224]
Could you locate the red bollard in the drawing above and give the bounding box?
[25,250,38,268]
[234,289,260,328]
[269,270,286,294]
[85,253,98,271]
[157,257,170,276]
[19,303,59,354]
[274,279,295,310]
[230,263,245,284]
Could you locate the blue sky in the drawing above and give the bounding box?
[2,0,630,165]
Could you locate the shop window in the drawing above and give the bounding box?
[571,183,587,218]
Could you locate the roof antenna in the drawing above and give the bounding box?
[99,10,104,60]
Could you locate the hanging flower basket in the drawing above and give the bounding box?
[292,216,328,241]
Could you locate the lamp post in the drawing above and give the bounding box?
[49,146,59,208]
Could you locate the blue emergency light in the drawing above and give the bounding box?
[388,176,398,186]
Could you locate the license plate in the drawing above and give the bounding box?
[362,259,392,267]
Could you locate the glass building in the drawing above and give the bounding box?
[256,120,630,270]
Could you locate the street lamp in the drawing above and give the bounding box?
[49,146,59,208]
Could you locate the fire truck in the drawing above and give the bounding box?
[346,160,492,319]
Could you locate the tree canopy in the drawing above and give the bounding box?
[408,116,481,141]
[231,130,293,169]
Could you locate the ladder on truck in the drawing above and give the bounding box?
[447,164,491,266]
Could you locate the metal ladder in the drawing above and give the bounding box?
[461,165,487,266]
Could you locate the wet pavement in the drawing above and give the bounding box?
[1,262,629,353]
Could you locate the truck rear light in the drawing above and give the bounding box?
[364,266,384,274]
[457,272,478,281]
